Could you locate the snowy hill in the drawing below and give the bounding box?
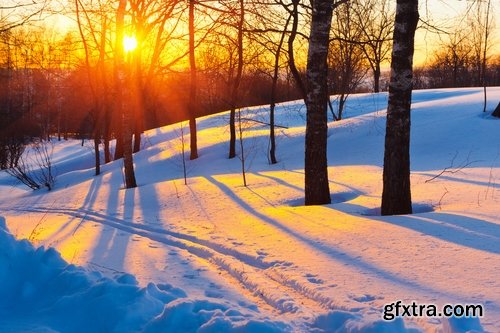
[0,87,499,332]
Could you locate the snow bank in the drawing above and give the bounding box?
[310,311,421,333]
[0,216,287,333]
[0,216,430,333]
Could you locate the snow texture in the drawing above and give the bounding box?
[1,87,499,332]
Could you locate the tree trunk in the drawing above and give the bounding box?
[93,131,101,176]
[123,101,137,188]
[188,0,198,160]
[482,0,491,113]
[269,17,290,165]
[132,49,142,154]
[115,0,137,189]
[229,112,236,158]
[338,93,346,120]
[492,102,500,118]
[228,0,244,159]
[75,0,101,176]
[288,0,306,101]
[114,133,124,160]
[103,106,111,163]
[374,64,381,93]
[381,0,419,215]
[304,0,336,205]
[133,130,141,153]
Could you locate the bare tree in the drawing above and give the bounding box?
[304,0,347,205]
[328,0,368,120]
[381,0,419,215]
[492,102,500,118]
[228,0,244,159]
[75,0,108,176]
[115,0,137,188]
[188,0,199,160]
[352,0,393,93]
[6,140,55,191]
[268,16,291,164]
[471,0,493,113]
[287,0,307,100]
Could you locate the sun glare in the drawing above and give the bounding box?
[123,35,138,52]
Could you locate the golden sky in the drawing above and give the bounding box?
[43,0,499,69]
[414,0,499,66]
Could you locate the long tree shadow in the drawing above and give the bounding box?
[138,183,163,227]
[411,89,478,104]
[336,201,500,255]
[377,212,499,254]
[253,171,302,192]
[204,175,465,300]
[90,171,135,272]
[44,176,104,245]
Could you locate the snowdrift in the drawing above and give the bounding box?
[1,87,499,332]
[0,216,427,332]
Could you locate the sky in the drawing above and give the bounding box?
[7,0,500,69]
[414,0,499,66]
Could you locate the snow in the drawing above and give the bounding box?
[0,87,499,332]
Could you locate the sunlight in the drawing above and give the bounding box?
[123,35,138,53]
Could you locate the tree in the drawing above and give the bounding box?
[352,0,393,93]
[428,31,473,88]
[188,0,199,160]
[471,0,493,113]
[381,0,419,216]
[304,0,347,205]
[492,102,500,118]
[287,0,307,100]
[228,0,245,159]
[115,0,137,189]
[328,0,367,121]
[75,0,106,175]
[268,15,291,164]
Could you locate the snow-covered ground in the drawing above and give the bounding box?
[0,87,499,332]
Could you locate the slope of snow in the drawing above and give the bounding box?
[0,87,499,332]
[0,217,288,333]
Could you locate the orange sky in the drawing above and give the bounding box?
[414,0,499,66]
[47,0,499,69]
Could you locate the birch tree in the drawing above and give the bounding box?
[381,0,419,215]
[304,0,347,205]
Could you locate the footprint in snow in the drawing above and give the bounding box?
[351,294,377,302]
[209,282,222,289]
[307,277,324,284]
[205,289,224,299]
[304,273,324,284]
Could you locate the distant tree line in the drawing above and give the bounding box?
[1,0,393,172]
[415,56,500,89]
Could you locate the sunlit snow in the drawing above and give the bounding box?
[0,87,499,332]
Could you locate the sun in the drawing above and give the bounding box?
[123,35,138,52]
